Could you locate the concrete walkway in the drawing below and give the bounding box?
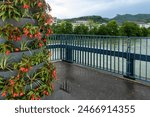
[43,61,150,100]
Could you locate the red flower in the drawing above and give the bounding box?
[31,94,35,100]
[6,50,10,55]
[20,67,28,72]
[1,91,6,97]
[29,34,33,38]
[24,68,29,72]
[39,43,43,47]
[16,74,20,79]
[46,33,49,37]
[51,84,54,91]
[37,97,41,100]
[20,67,25,72]
[15,48,20,52]
[52,69,57,79]
[13,93,19,97]
[20,92,24,96]
[23,4,30,9]
[43,90,49,96]
[38,2,43,7]
[10,80,15,86]
[46,18,52,24]
[17,36,21,41]
[43,38,46,43]
[47,29,52,34]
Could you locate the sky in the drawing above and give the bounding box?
[46,0,150,19]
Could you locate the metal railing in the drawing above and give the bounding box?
[47,34,150,83]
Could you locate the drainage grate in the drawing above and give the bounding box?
[60,80,71,93]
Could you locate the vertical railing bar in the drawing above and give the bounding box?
[106,36,108,71]
[93,36,96,68]
[103,36,105,70]
[122,37,124,75]
[61,35,66,60]
[114,37,116,73]
[96,36,98,68]
[88,36,90,66]
[146,37,148,80]
[118,37,120,74]
[133,37,136,77]
[110,36,112,72]
[84,37,87,65]
[90,36,92,67]
[139,37,142,79]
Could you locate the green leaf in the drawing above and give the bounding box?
[2,15,6,21]
[0,11,5,17]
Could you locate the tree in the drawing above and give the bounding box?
[140,27,148,37]
[74,24,89,34]
[120,21,141,37]
[107,20,119,36]
[51,21,73,34]
[88,26,98,35]
[97,24,108,35]
[60,21,73,34]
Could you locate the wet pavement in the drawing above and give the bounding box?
[43,61,150,100]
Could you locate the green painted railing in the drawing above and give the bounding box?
[47,34,150,83]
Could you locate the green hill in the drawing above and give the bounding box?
[63,16,108,23]
[112,14,150,23]
[60,14,150,24]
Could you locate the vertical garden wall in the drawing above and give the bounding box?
[0,0,56,100]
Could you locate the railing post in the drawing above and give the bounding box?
[65,35,73,63]
[60,35,63,60]
[124,37,135,80]
[66,47,73,62]
[126,57,134,78]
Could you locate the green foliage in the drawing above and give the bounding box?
[51,21,73,34]
[1,24,22,41]
[106,20,119,36]
[0,0,55,100]
[97,24,108,35]
[0,55,12,71]
[0,2,21,21]
[141,27,149,37]
[113,14,150,23]
[74,24,89,34]
[53,20,150,37]
[120,21,141,37]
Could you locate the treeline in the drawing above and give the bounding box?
[51,20,150,37]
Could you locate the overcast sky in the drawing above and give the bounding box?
[46,0,150,19]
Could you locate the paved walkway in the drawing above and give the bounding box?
[43,61,150,100]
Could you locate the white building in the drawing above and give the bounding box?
[137,22,150,28]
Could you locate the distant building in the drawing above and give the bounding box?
[137,22,150,28]
[75,20,89,25]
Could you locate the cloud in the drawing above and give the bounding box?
[46,0,150,18]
